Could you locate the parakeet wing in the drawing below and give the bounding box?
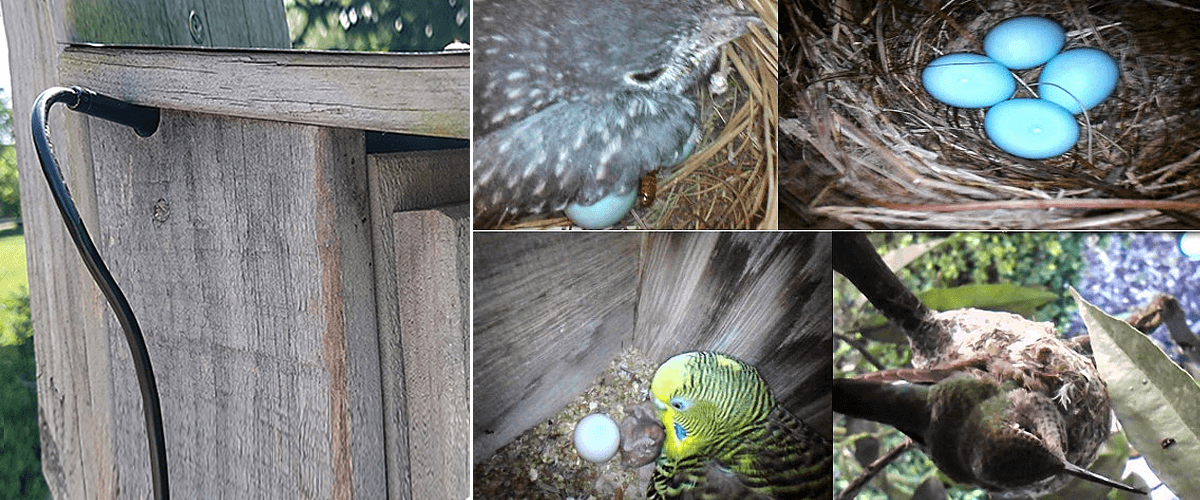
[648,405,832,500]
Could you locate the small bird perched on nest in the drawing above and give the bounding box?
[645,351,832,500]
[830,233,1143,498]
[472,0,763,227]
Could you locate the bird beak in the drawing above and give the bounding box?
[1062,462,1146,494]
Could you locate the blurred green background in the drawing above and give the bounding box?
[285,0,469,51]
[0,88,46,499]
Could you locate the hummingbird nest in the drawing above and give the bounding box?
[782,0,1200,228]
[923,308,1113,481]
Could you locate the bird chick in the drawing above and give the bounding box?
[620,402,666,469]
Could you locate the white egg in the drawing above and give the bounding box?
[573,413,620,463]
[1180,233,1200,260]
[564,189,638,229]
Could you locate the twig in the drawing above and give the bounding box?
[835,333,887,371]
[877,199,1200,212]
[837,438,916,500]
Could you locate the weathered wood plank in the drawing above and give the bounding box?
[393,206,470,500]
[60,0,290,48]
[635,232,833,432]
[58,45,469,138]
[472,233,640,461]
[2,0,120,497]
[365,149,468,499]
[87,111,384,498]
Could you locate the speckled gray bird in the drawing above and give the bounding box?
[472,0,762,223]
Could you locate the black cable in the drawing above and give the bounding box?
[31,87,168,500]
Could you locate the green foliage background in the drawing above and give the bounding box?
[285,0,469,52]
[1,90,17,219]
[887,233,1095,331]
[0,287,45,499]
[0,88,47,497]
[834,233,1102,500]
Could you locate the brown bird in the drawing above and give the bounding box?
[831,233,1142,497]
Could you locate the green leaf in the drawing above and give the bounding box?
[851,284,1057,344]
[918,284,1055,317]
[1073,288,1200,499]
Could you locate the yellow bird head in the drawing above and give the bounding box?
[650,351,775,460]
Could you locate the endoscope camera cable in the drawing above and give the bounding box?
[31,86,168,500]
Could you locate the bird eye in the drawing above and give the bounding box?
[670,397,691,411]
[627,68,665,85]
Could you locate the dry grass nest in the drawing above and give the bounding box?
[781,0,1200,228]
[496,0,778,230]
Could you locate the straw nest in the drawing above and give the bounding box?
[781,0,1200,229]
[488,0,778,230]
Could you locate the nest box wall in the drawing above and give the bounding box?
[472,232,641,461]
[473,232,834,461]
[635,232,833,432]
[4,0,471,496]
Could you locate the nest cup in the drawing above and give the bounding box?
[500,0,778,230]
[782,0,1200,229]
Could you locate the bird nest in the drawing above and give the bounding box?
[492,0,778,230]
[781,0,1200,228]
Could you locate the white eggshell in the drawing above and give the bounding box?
[922,53,1015,109]
[564,189,638,229]
[1180,233,1200,260]
[984,99,1079,159]
[1038,48,1119,115]
[984,16,1066,70]
[573,413,620,463]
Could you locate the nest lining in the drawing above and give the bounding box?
[783,0,1200,228]
[495,0,778,230]
[473,348,658,500]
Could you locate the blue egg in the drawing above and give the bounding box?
[984,99,1079,159]
[922,53,1016,108]
[1038,48,1119,115]
[564,189,638,229]
[984,16,1066,70]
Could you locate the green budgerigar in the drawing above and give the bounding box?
[647,351,832,500]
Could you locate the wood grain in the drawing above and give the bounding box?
[635,232,833,433]
[366,149,468,499]
[393,207,470,500]
[59,0,290,48]
[472,233,640,461]
[58,45,469,138]
[86,111,384,498]
[2,0,120,496]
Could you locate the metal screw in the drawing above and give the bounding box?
[189,10,205,44]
